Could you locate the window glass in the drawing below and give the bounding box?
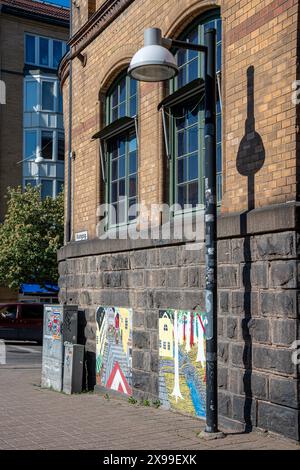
[107,75,137,124]
[21,304,43,319]
[25,179,37,188]
[58,87,63,113]
[106,74,138,226]
[25,80,38,111]
[25,35,35,63]
[172,11,222,208]
[41,131,53,160]
[25,130,37,160]
[53,40,63,69]
[58,133,65,161]
[42,81,54,111]
[39,37,49,66]
[0,305,17,321]
[56,180,64,194]
[25,35,66,69]
[41,180,53,199]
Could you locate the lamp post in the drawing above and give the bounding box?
[128,27,220,435]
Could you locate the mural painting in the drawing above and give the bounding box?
[159,309,207,418]
[95,306,132,395]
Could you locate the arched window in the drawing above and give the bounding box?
[106,73,137,124]
[101,72,138,226]
[167,10,222,210]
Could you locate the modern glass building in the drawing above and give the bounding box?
[23,33,67,197]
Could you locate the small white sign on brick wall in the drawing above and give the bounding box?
[75,231,88,242]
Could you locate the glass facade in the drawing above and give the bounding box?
[25,34,66,69]
[23,32,66,198]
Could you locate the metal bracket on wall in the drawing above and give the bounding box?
[77,53,87,67]
[134,115,139,149]
[161,106,171,161]
[216,71,222,111]
[99,141,106,183]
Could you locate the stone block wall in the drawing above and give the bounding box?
[58,205,300,441]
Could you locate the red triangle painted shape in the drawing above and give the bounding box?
[106,361,132,395]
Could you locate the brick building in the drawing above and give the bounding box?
[0,0,69,301]
[0,0,69,219]
[58,0,300,440]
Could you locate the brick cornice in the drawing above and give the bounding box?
[69,0,135,57]
[58,0,134,85]
[57,202,300,261]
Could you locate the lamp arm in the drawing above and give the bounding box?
[162,37,207,54]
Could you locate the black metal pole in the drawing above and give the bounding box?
[204,28,218,433]
[66,1,73,243]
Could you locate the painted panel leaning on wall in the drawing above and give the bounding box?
[159,309,207,418]
[95,306,133,395]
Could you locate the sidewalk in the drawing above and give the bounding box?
[0,368,298,450]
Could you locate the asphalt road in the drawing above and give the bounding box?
[0,341,42,368]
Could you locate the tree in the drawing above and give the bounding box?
[171,310,183,403]
[0,185,64,289]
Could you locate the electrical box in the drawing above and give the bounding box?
[62,305,79,344]
[62,307,86,345]
[63,343,84,394]
[42,304,78,392]
[41,305,64,391]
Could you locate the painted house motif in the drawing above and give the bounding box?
[95,306,132,396]
[159,309,207,418]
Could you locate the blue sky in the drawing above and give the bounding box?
[42,0,70,7]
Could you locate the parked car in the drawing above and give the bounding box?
[0,303,43,343]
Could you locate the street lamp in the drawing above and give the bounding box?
[128,27,220,435]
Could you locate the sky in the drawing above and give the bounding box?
[40,0,70,7]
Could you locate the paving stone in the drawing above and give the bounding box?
[0,368,298,450]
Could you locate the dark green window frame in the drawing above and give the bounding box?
[168,9,222,211]
[106,130,138,227]
[98,72,139,228]
[106,72,137,125]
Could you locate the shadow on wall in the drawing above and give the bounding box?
[236,66,265,432]
[79,309,96,392]
[296,8,300,200]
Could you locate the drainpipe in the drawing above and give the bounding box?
[66,1,73,243]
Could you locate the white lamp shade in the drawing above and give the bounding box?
[128,28,178,82]
[128,45,178,82]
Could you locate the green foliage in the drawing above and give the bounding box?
[0,185,64,289]
[152,399,161,409]
[128,396,137,405]
[140,399,151,407]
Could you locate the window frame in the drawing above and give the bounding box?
[24,129,38,161]
[24,75,62,114]
[41,178,54,199]
[168,9,222,214]
[105,129,138,229]
[24,33,67,70]
[23,128,65,163]
[106,72,138,125]
[98,72,139,229]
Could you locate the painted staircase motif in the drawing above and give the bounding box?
[102,340,131,389]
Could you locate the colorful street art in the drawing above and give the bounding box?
[159,309,207,418]
[46,311,62,340]
[95,306,132,396]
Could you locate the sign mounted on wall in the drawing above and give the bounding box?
[75,231,88,242]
